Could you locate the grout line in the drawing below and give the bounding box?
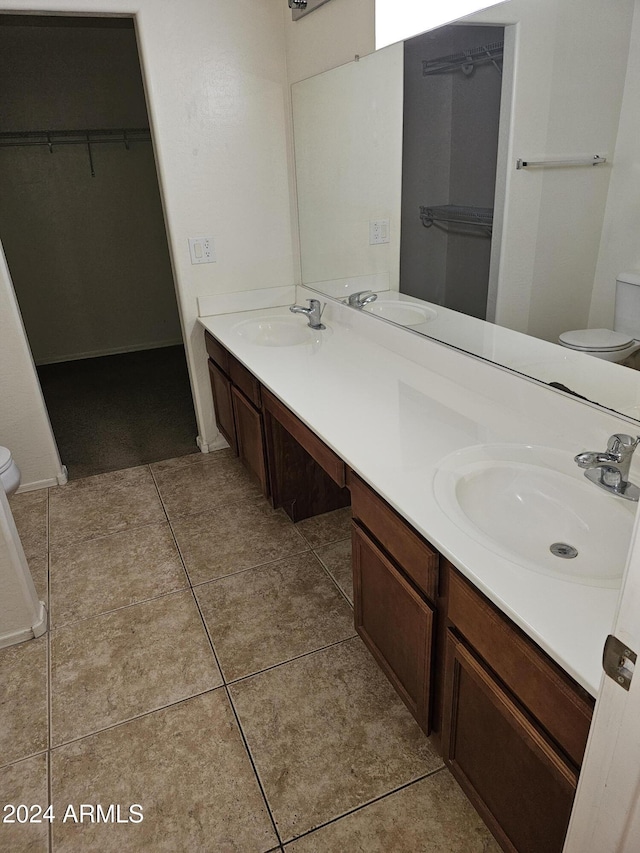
[310,543,353,608]
[48,515,173,550]
[48,686,226,752]
[49,585,193,632]
[186,575,284,849]
[186,545,315,590]
[224,684,283,849]
[226,635,360,688]
[280,765,447,847]
[0,747,50,773]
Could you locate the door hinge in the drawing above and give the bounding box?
[603,634,636,691]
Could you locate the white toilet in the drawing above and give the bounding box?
[559,272,640,362]
[0,446,21,496]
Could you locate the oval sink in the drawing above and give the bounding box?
[232,315,330,347]
[363,300,436,326]
[434,444,635,587]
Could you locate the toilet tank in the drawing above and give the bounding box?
[614,271,640,338]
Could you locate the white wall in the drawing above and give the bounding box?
[0,0,296,485]
[589,1,640,330]
[464,0,633,342]
[292,42,403,292]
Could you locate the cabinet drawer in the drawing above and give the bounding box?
[353,522,434,733]
[447,565,593,767]
[204,331,230,374]
[262,388,346,487]
[442,631,577,853]
[229,355,262,409]
[348,472,438,602]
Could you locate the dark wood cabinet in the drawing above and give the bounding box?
[203,328,596,853]
[441,565,594,853]
[352,522,434,732]
[262,387,350,522]
[442,631,577,853]
[207,358,237,456]
[349,472,439,735]
[231,385,269,497]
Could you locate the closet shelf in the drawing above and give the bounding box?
[422,41,504,77]
[419,205,493,234]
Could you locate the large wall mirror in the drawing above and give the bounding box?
[292,0,640,423]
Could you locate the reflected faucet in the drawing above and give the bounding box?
[289,298,325,330]
[575,434,640,502]
[344,290,378,308]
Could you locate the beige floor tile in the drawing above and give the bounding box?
[230,637,442,841]
[0,638,48,767]
[173,498,308,585]
[285,770,500,852]
[314,539,353,604]
[196,552,356,681]
[149,447,232,473]
[0,754,49,853]
[27,554,49,605]
[50,522,188,627]
[295,508,352,549]
[49,467,165,546]
[9,488,48,562]
[154,454,261,519]
[51,591,221,745]
[51,690,278,853]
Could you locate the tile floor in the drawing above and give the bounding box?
[1,449,499,852]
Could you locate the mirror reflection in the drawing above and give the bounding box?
[292,0,640,422]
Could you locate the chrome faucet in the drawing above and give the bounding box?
[289,298,325,330]
[345,290,378,308]
[575,434,640,501]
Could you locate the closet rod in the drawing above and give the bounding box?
[0,128,151,177]
[0,128,150,147]
[422,41,504,76]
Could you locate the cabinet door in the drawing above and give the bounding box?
[442,630,578,853]
[231,385,269,498]
[208,359,237,455]
[352,522,434,733]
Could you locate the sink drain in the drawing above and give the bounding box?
[550,542,578,559]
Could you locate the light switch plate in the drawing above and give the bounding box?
[188,236,216,264]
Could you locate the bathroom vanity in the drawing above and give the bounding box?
[199,295,632,852]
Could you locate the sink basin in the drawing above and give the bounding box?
[363,300,436,326]
[434,444,635,587]
[232,315,330,347]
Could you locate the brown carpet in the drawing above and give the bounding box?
[37,345,198,480]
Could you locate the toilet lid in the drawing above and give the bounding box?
[559,328,635,352]
[0,446,12,475]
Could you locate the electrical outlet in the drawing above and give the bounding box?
[369,219,390,245]
[188,236,216,265]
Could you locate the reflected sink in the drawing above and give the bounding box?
[363,300,436,326]
[434,444,635,587]
[232,315,331,347]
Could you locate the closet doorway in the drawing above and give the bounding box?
[0,14,196,480]
[400,24,505,321]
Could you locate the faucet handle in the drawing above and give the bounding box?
[607,434,640,456]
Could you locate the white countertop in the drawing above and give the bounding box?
[199,291,636,696]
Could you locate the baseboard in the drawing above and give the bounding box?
[17,475,64,493]
[0,603,48,649]
[196,434,229,454]
[34,338,185,366]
